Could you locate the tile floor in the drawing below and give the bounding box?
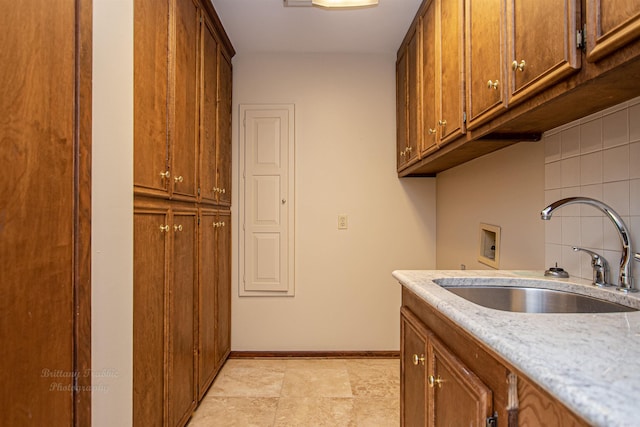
[188,358,400,427]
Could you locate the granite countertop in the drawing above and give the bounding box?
[392,270,640,427]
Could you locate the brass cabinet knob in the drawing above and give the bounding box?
[400,150,405,157]
[512,60,526,72]
[438,120,447,126]
[428,128,436,135]
[487,80,499,89]
[173,224,183,232]
[412,353,425,366]
[174,175,183,183]
[428,375,443,388]
[213,221,226,228]
[159,224,170,232]
[160,171,171,179]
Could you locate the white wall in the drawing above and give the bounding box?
[543,97,640,287]
[231,53,436,351]
[92,0,133,424]
[435,141,546,270]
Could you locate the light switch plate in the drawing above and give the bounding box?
[338,214,348,230]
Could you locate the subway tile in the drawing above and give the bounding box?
[545,218,562,245]
[603,145,630,183]
[630,179,640,216]
[545,243,563,269]
[580,151,602,185]
[545,133,561,163]
[603,109,629,148]
[580,216,604,249]
[561,156,581,188]
[579,118,602,154]
[561,125,581,158]
[603,180,631,216]
[545,161,562,190]
[630,141,640,179]
[629,103,640,142]
[561,216,581,246]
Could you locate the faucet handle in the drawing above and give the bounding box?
[635,253,640,262]
[572,247,612,287]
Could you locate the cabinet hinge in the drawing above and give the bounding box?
[577,25,586,51]
[462,111,467,124]
[197,187,201,196]
[198,217,200,225]
[486,413,498,427]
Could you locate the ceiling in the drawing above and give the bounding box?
[210,0,423,54]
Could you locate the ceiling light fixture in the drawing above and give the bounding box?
[311,0,378,8]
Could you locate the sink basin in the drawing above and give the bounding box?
[441,285,636,313]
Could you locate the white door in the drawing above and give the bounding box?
[239,105,295,296]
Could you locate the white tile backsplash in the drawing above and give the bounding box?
[544,96,640,287]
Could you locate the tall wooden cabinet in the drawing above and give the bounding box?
[133,0,234,425]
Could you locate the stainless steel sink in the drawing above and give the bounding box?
[442,286,637,313]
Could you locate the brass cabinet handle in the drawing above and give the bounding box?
[174,175,183,183]
[160,171,171,179]
[213,221,226,228]
[412,353,425,366]
[159,224,170,232]
[400,150,405,157]
[173,224,183,232]
[213,187,226,194]
[428,128,436,135]
[512,60,526,72]
[487,80,499,90]
[438,120,447,126]
[428,375,443,388]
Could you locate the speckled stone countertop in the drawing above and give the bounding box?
[392,270,640,427]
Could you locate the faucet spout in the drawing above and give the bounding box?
[540,197,635,292]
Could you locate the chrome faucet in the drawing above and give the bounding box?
[541,197,635,292]
[572,246,610,287]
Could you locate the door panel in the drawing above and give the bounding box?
[421,5,438,155]
[401,310,430,426]
[407,28,421,165]
[0,0,89,424]
[431,336,492,426]
[217,53,233,206]
[198,209,217,399]
[465,0,506,129]
[215,210,232,367]
[200,17,219,205]
[397,48,409,170]
[507,0,580,105]
[241,106,294,295]
[134,0,170,196]
[133,209,169,427]
[172,0,199,200]
[169,210,197,427]
[586,0,640,62]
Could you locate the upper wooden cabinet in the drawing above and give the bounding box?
[216,52,233,207]
[437,0,466,145]
[172,0,201,201]
[397,24,421,171]
[465,0,507,129]
[506,0,581,106]
[398,0,640,176]
[585,0,640,62]
[134,0,171,197]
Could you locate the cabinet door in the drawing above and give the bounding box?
[438,0,466,145]
[586,0,640,62]
[216,52,233,207]
[465,0,507,129]
[198,209,217,399]
[200,17,219,206]
[172,0,200,200]
[507,0,580,105]
[407,27,421,165]
[169,210,197,427]
[133,208,169,427]
[397,48,409,171]
[430,336,493,427]
[401,310,429,427]
[134,0,170,196]
[421,2,438,155]
[215,210,232,367]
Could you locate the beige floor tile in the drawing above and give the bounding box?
[281,366,352,398]
[205,360,286,397]
[346,359,400,398]
[353,397,400,427]
[187,397,278,427]
[274,397,356,427]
